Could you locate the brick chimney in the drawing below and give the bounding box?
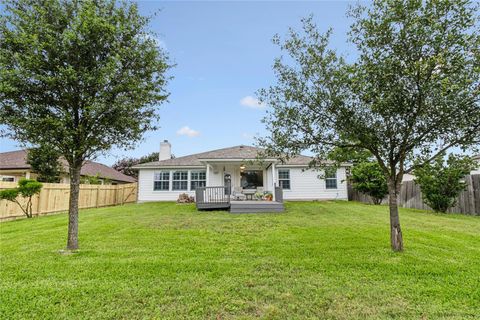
[159,140,171,161]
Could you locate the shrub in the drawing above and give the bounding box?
[350,162,388,205]
[0,178,43,218]
[415,154,475,213]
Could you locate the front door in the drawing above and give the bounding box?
[224,173,231,195]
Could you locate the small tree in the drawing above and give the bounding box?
[27,146,64,183]
[415,154,476,213]
[0,179,42,218]
[0,0,170,250]
[350,162,388,205]
[112,152,160,178]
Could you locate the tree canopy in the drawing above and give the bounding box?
[27,146,64,183]
[112,152,161,178]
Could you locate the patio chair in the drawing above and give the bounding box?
[232,186,246,201]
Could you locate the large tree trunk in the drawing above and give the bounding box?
[67,164,81,250]
[388,180,403,251]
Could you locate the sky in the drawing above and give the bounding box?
[0,1,357,165]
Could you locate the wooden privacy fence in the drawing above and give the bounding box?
[0,182,137,220]
[348,174,480,215]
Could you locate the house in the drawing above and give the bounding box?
[133,141,351,205]
[0,150,136,184]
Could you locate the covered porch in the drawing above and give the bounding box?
[201,158,279,197]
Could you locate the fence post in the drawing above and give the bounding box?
[95,185,100,208]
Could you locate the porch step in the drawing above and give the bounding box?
[229,201,284,213]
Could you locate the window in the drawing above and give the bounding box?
[240,170,263,189]
[154,171,170,191]
[278,169,290,190]
[190,170,206,190]
[172,171,188,191]
[325,169,337,189]
[1,177,15,182]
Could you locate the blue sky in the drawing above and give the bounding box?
[0,1,356,165]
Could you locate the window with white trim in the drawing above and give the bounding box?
[325,168,337,189]
[190,170,206,190]
[278,169,290,190]
[172,171,188,191]
[154,171,170,191]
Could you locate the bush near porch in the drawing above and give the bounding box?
[1,201,479,319]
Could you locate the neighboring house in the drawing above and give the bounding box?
[0,150,136,184]
[403,154,480,181]
[133,141,351,202]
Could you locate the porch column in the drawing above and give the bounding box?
[206,164,210,187]
[272,162,276,201]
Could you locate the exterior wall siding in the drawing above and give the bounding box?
[278,167,348,201]
[137,165,349,202]
[137,168,204,202]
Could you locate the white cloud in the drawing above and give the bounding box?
[240,96,265,109]
[177,126,200,137]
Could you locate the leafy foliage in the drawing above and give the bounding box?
[80,174,110,185]
[258,0,480,251]
[0,0,171,249]
[112,152,160,178]
[0,178,42,218]
[415,154,476,213]
[350,162,388,205]
[0,189,19,202]
[327,147,373,165]
[27,146,64,183]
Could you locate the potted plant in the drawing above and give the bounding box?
[263,192,273,201]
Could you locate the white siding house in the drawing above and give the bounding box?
[134,142,351,202]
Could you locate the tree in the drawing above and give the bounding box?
[258,1,480,251]
[112,152,160,178]
[350,162,388,205]
[327,146,373,165]
[0,179,43,218]
[80,174,110,185]
[0,0,170,250]
[27,146,64,183]
[415,154,476,213]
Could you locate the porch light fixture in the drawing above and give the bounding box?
[240,164,246,171]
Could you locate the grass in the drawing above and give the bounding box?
[1,201,479,319]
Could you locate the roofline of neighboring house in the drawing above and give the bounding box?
[0,166,31,170]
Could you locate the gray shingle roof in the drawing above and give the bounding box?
[0,150,136,183]
[133,145,314,168]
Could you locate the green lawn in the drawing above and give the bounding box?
[1,201,479,319]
